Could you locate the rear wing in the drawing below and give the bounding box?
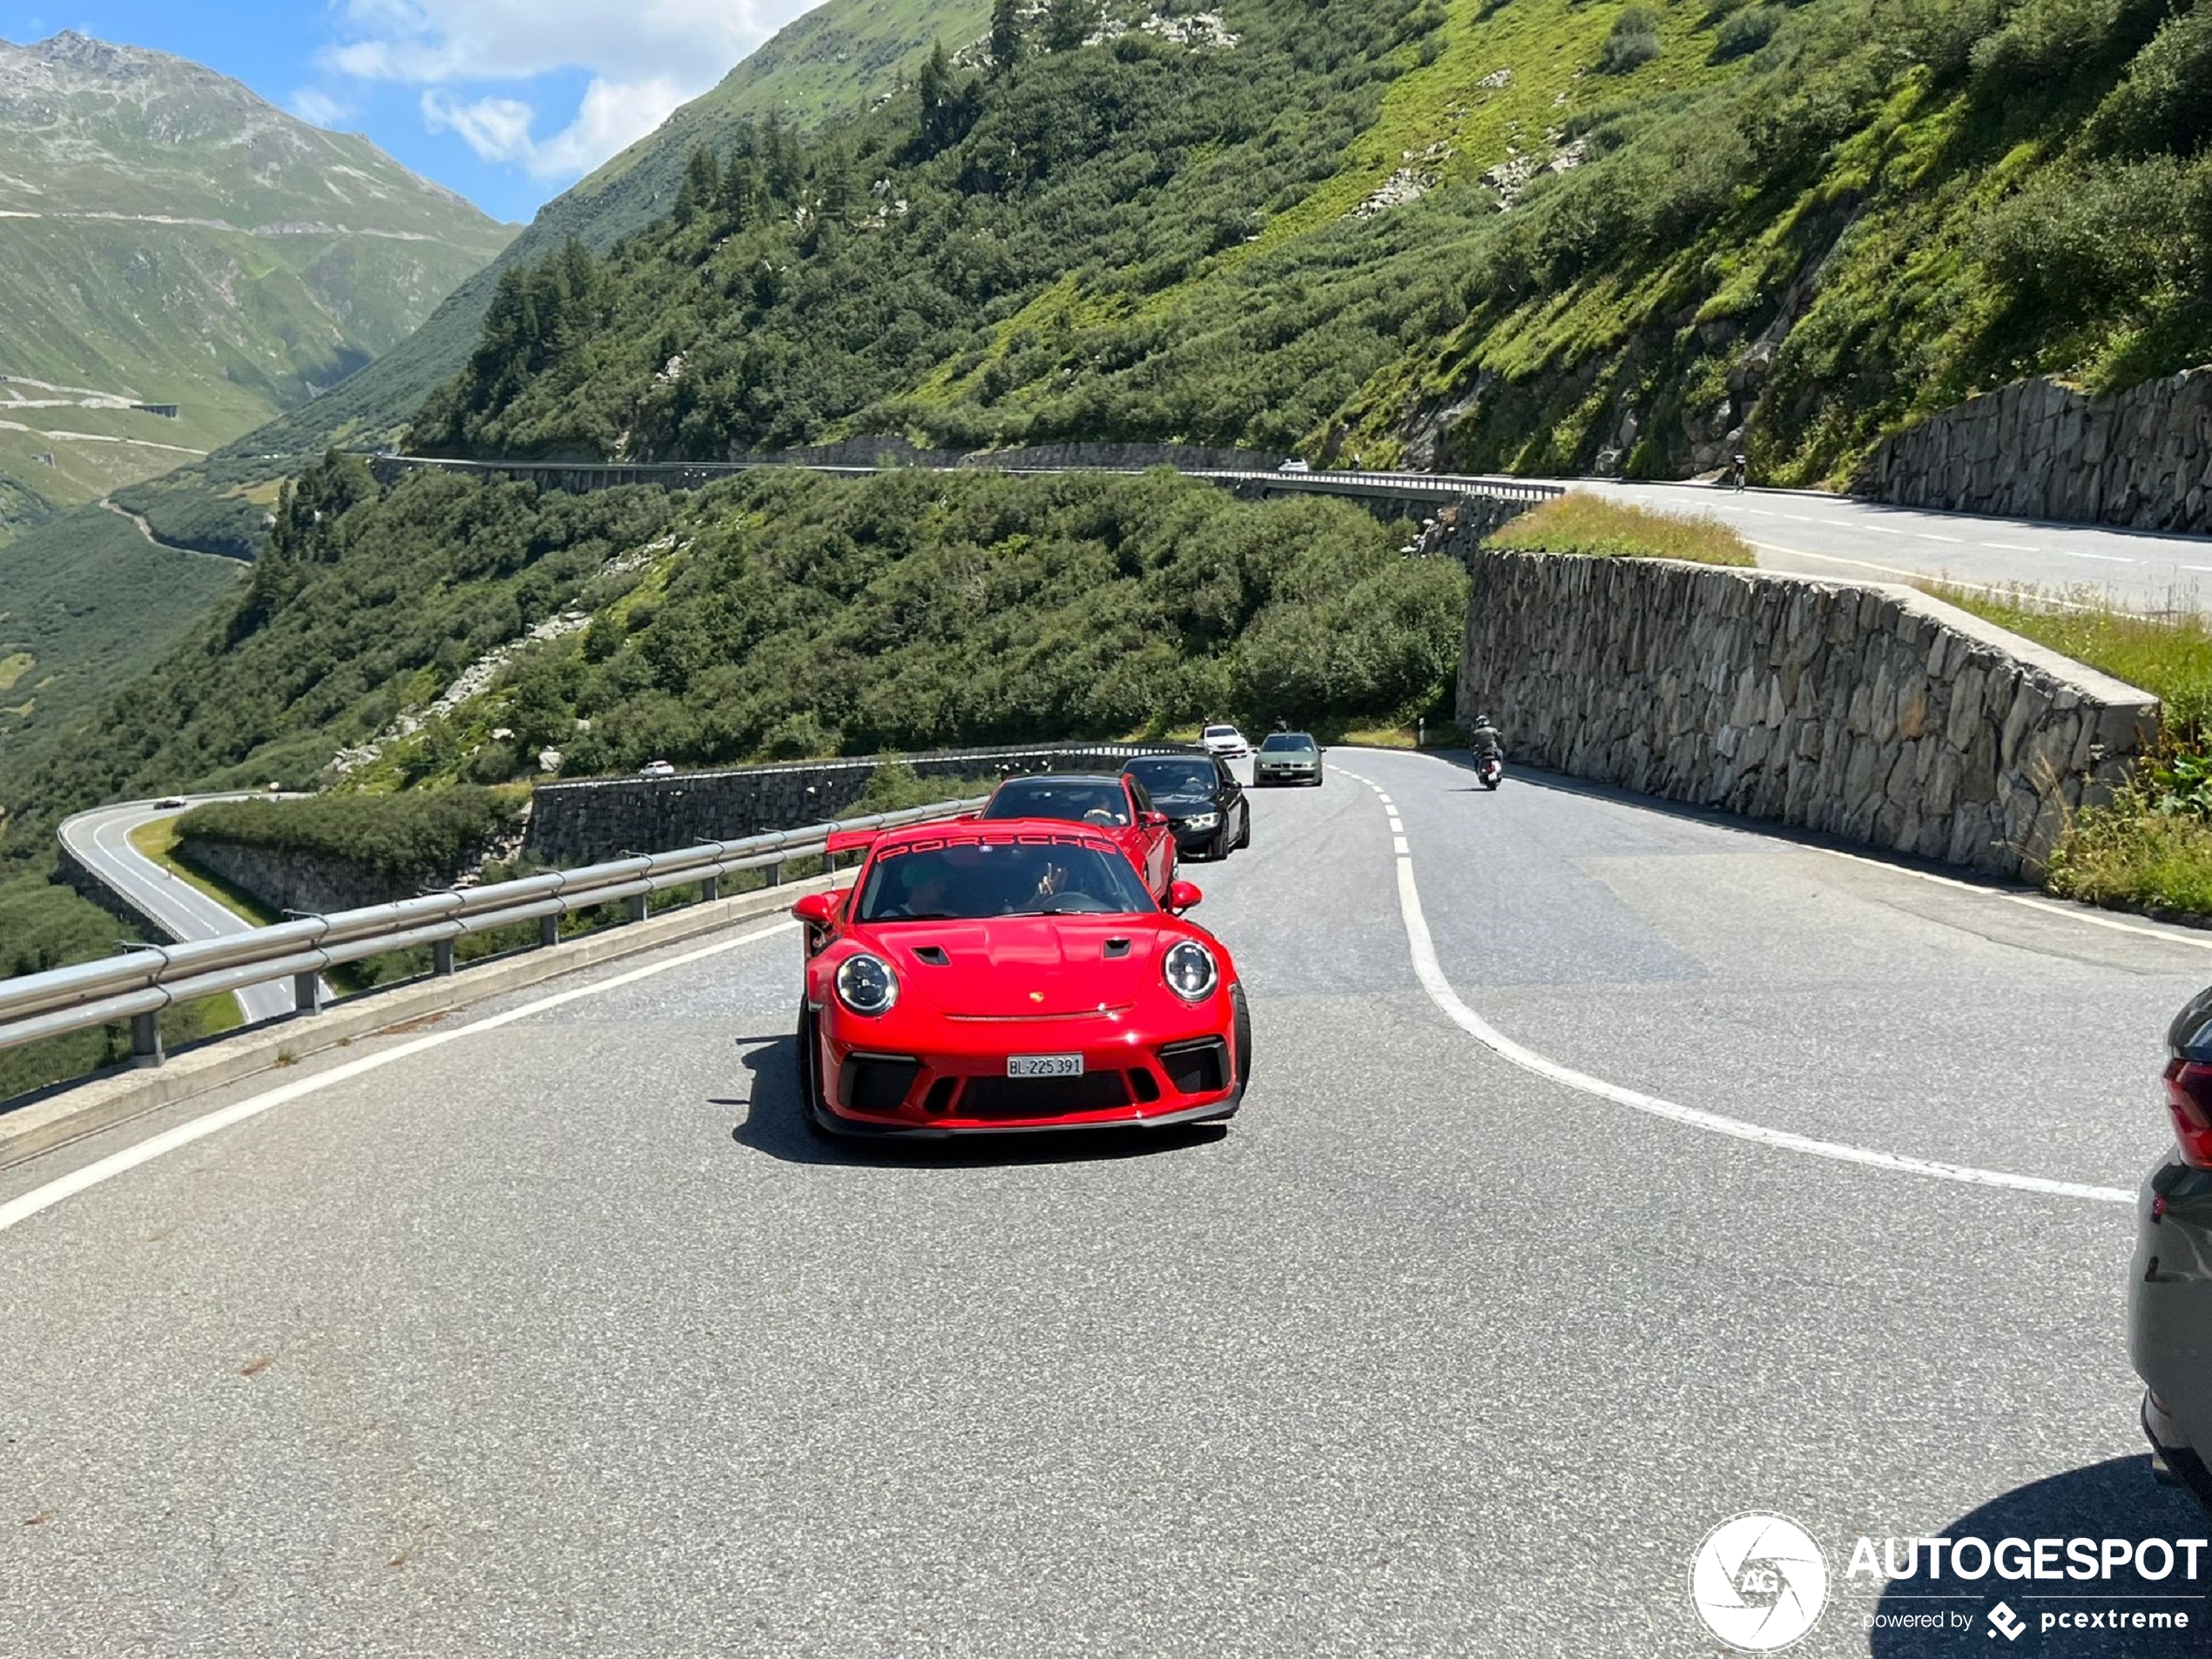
[824,827,880,858]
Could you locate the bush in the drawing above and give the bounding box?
[175,786,529,883]
[1600,8,1664,73]
[2083,3,2212,158]
[1711,5,1782,62]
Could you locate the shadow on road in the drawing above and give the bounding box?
[722,1035,1228,1168]
[1869,1457,2209,1656]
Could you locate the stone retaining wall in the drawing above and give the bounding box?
[1856,367,2212,534]
[1458,550,2160,876]
[177,840,419,916]
[526,742,1189,867]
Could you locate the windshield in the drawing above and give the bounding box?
[1259,733,1317,753]
[979,779,1131,827]
[1123,759,1217,797]
[856,839,1157,921]
[1203,725,1239,738]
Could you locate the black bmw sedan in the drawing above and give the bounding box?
[1122,753,1250,860]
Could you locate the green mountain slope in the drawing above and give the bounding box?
[409,0,2212,487]
[172,0,990,475]
[0,31,515,514]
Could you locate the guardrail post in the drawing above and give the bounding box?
[700,875,720,901]
[766,860,781,887]
[539,916,559,948]
[130,1010,163,1068]
[627,894,649,922]
[293,973,322,1015]
[433,940,455,976]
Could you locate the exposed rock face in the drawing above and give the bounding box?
[178,840,421,915]
[1459,550,2159,878]
[1858,368,2212,534]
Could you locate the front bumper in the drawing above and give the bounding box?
[1256,765,1318,786]
[811,1001,1242,1136]
[2129,1156,2212,1513]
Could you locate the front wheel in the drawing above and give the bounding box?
[1228,984,1253,1108]
[795,1002,835,1138]
[1234,806,1251,851]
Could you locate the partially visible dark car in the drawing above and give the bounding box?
[1254,731,1324,786]
[1123,753,1250,860]
[976,772,1177,898]
[2133,984,2212,1513]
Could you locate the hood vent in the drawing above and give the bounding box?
[913,945,950,965]
[1103,938,1132,958]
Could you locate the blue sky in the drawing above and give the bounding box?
[0,1,818,224]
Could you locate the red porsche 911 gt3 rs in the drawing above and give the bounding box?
[789,819,1251,1137]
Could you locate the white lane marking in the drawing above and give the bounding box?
[1804,842,2212,951]
[1746,542,2109,610]
[1386,817,1405,833]
[1393,836,1410,855]
[0,920,800,1235]
[2056,550,2135,564]
[1981,542,2036,552]
[1917,532,1964,543]
[1338,761,2132,1204]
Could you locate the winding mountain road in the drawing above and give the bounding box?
[57,796,293,1025]
[6,751,2209,1655]
[1577,478,2212,611]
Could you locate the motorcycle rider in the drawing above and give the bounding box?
[1468,712,1504,763]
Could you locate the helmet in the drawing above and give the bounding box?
[1477,712,1495,726]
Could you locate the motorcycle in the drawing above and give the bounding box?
[1476,753,1503,791]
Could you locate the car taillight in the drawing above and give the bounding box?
[2162,1057,2212,1169]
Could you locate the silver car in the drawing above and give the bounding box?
[2131,985,2212,1510]
[1199,723,1249,760]
[1254,731,1323,786]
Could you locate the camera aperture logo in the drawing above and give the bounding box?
[1691,1513,1831,1652]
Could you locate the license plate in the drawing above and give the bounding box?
[1008,1054,1083,1078]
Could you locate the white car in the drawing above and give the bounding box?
[1277,457,1311,474]
[638,759,678,779]
[1199,723,1249,759]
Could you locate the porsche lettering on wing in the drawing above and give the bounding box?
[789,821,1251,1138]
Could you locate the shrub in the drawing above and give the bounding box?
[175,786,529,884]
[1711,5,1782,62]
[1600,7,1664,73]
[2083,3,2212,158]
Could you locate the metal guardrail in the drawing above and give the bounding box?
[1,798,983,1070]
[371,454,1569,506]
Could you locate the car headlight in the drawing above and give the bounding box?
[1184,812,1219,830]
[834,954,899,1016]
[1162,941,1218,1001]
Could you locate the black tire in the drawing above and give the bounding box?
[1234,806,1251,851]
[795,1002,836,1138]
[1229,983,1253,1108]
[1206,824,1228,860]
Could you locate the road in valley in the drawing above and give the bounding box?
[4,751,2208,1655]
[57,796,294,1025]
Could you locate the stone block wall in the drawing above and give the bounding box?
[526,742,1189,867]
[178,840,418,916]
[1857,367,2212,534]
[1459,550,2160,876]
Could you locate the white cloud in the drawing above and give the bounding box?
[421,77,690,179]
[421,91,538,165]
[290,88,354,130]
[325,0,812,179]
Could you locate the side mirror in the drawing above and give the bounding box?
[1166,880,1203,913]
[791,892,840,929]
[1141,811,1170,829]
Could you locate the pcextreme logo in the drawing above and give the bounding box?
[1690,1514,1830,1652]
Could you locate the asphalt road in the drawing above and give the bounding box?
[5,751,2210,1656]
[1575,479,2212,612]
[57,798,294,1026]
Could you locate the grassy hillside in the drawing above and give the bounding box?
[407,0,2212,487]
[8,460,1454,815]
[0,32,514,510]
